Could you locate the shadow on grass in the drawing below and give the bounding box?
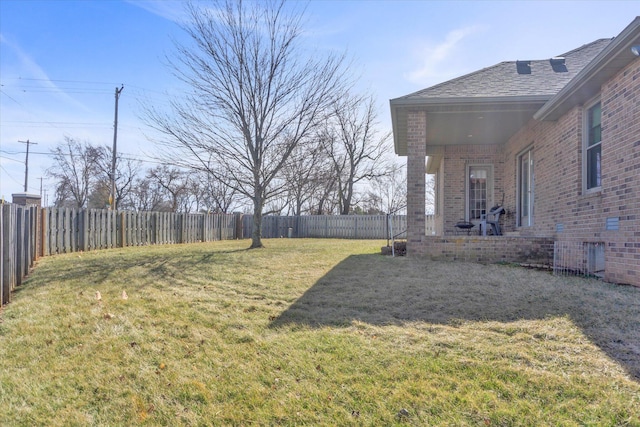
[270,254,640,380]
[18,247,250,294]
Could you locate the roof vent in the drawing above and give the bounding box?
[550,57,567,72]
[516,60,531,74]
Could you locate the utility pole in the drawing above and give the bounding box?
[39,177,43,197]
[18,139,37,192]
[110,85,124,210]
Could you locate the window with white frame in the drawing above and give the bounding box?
[517,147,534,227]
[585,101,602,191]
[434,171,441,216]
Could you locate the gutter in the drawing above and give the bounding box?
[390,95,550,109]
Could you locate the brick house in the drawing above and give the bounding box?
[390,17,640,286]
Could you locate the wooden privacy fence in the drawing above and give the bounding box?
[243,214,411,239]
[1,204,39,306]
[42,208,237,255]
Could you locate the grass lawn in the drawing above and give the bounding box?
[1,239,639,426]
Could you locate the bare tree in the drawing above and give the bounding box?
[302,155,340,215]
[194,169,239,214]
[145,0,348,248]
[87,180,111,209]
[280,140,329,215]
[321,94,391,215]
[47,136,101,209]
[94,147,141,210]
[367,161,407,214]
[146,165,192,212]
[125,175,169,212]
[309,173,338,215]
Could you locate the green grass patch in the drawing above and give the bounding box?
[1,239,639,425]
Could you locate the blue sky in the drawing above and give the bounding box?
[0,0,635,201]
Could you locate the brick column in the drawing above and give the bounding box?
[406,110,426,255]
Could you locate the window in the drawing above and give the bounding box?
[466,165,493,221]
[434,171,441,216]
[518,148,534,226]
[585,101,602,191]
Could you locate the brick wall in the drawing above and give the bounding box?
[503,112,581,237]
[407,59,639,285]
[599,59,640,284]
[502,58,639,285]
[421,236,554,265]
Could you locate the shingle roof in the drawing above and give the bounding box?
[536,16,640,121]
[396,38,612,101]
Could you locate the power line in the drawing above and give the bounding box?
[4,77,121,85]
[0,149,23,155]
[3,120,109,125]
[0,164,25,186]
[0,154,24,163]
[0,89,23,105]
[0,88,68,132]
[3,80,187,104]
[6,149,167,165]
[12,89,114,95]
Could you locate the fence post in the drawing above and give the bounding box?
[71,208,78,252]
[40,208,46,257]
[81,209,88,252]
[120,211,125,247]
[23,207,31,274]
[106,210,111,249]
[152,212,158,245]
[1,205,16,305]
[354,216,358,239]
[234,213,243,239]
[0,204,3,305]
[26,207,34,271]
[180,213,185,243]
[16,207,24,287]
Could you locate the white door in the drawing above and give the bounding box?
[466,165,493,222]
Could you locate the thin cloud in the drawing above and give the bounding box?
[127,0,188,23]
[1,34,54,87]
[0,34,90,112]
[405,25,483,85]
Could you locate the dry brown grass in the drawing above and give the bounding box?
[273,254,640,380]
[1,239,639,426]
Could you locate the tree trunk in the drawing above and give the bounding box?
[339,187,351,215]
[250,197,264,249]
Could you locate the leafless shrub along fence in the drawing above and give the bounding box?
[1,204,422,307]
